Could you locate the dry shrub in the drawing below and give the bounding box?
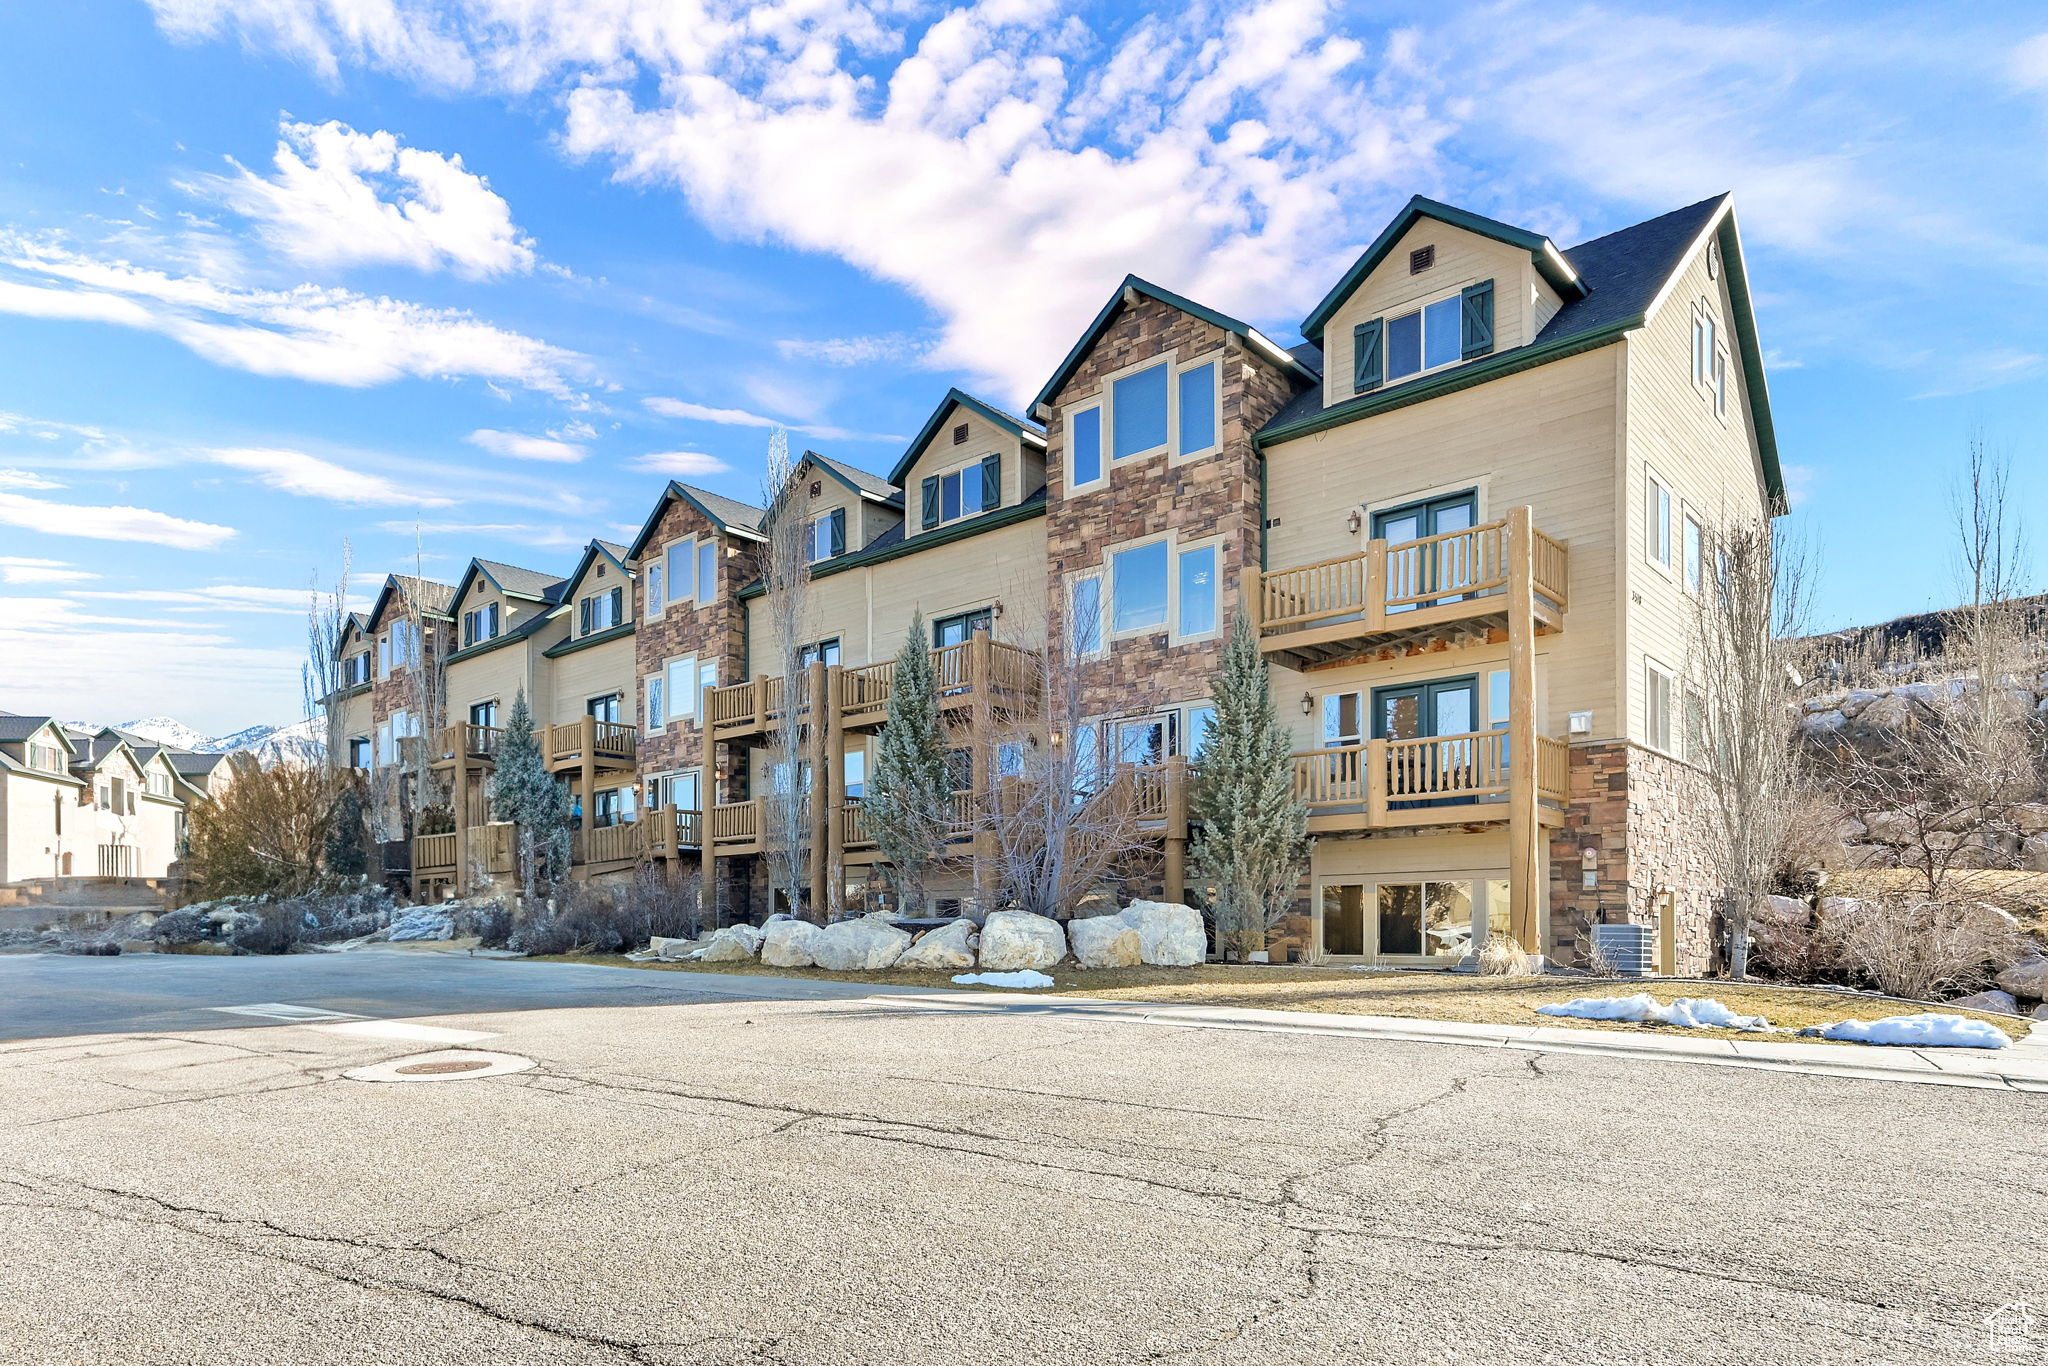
[184,755,334,900]
[1818,893,2026,1001]
[511,865,702,955]
[1476,933,1531,976]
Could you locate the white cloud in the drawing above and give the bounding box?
[0,234,588,396]
[66,583,337,614]
[630,450,729,477]
[0,594,301,733]
[465,427,585,463]
[642,396,898,444]
[0,556,97,585]
[0,467,63,490]
[0,490,235,550]
[775,333,929,367]
[379,519,587,550]
[193,119,537,277]
[206,446,452,507]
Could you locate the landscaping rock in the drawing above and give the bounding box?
[898,919,977,971]
[1839,844,1894,869]
[1949,990,2020,1016]
[1995,954,2048,999]
[2021,836,2048,873]
[811,917,911,971]
[2034,1004,2048,1021]
[699,935,757,963]
[1761,895,1809,924]
[648,935,697,959]
[1067,914,1142,968]
[977,911,1067,970]
[2013,803,2048,835]
[1861,809,1919,845]
[1118,900,1206,966]
[386,907,454,942]
[760,919,820,968]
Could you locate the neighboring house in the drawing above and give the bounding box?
[0,712,227,885]
[337,191,1778,970]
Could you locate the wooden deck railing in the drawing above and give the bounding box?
[435,723,503,763]
[413,831,456,874]
[573,820,643,866]
[709,800,760,849]
[545,718,638,767]
[1258,508,1568,644]
[718,639,1044,737]
[840,792,977,852]
[1290,731,1567,824]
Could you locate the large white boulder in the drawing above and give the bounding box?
[898,919,978,971]
[1117,900,1206,966]
[1996,954,2048,999]
[811,917,912,971]
[1949,989,2020,1016]
[719,924,766,954]
[760,919,820,968]
[700,934,756,964]
[977,911,1067,970]
[648,935,698,959]
[1067,914,1142,969]
[387,907,455,942]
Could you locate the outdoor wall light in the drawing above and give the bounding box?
[1301,692,1314,715]
[1346,509,1363,535]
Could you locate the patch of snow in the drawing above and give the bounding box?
[1536,994,1771,1031]
[950,969,1056,990]
[1821,1014,2010,1050]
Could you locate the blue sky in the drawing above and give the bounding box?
[1,1,2045,733]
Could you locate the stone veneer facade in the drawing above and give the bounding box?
[1040,295,1303,721]
[1547,741,1720,974]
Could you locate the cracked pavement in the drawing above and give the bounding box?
[0,954,2037,1364]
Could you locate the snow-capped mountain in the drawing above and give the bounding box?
[64,715,328,766]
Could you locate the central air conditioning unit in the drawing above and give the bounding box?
[1591,922,1655,977]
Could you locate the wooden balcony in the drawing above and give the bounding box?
[545,717,638,774]
[708,799,762,854]
[711,638,1041,743]
[839,791,977,858]
[413,831,457,877]
[410,822,514,881]
[1259,507,1567,669]
[1290,731,1569,832]
[571,820,645,870]
[645,806,703,858]
[430,722,503,771]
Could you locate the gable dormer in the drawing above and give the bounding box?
[448,558,562,654]
[1301,197,1588,409]
[335,614,374,689]
[889,390,1044,541]
[0,717,77,780]
[626,481,765,620]
[783,452,902,562]
[556,540,636,642]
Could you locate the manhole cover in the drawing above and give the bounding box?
[344,1049,536,1084]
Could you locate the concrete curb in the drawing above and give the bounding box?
[883,992,2048,1093]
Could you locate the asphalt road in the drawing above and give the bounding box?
[0,953,2038,1365]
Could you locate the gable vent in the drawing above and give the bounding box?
[1408,245,1436,274]
[952,423,969,444]
[809,480,822,497]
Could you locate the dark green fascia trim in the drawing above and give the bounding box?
[314,681,372,707]
[736,497,1048,600]
[441,628,544,667]
[1256,320,1640,450]
[887,388,1041,486]
[1029,274,1316,412]
[1714,213,1787,514]
[1299,196,1587,345]
[542,620,637,658]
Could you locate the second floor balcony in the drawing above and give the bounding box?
[708,637,1041,744]
[545,717,639,774]
[1291,730,1569,832]
[1258,506,1568,669]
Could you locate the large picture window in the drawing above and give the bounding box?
[1112,541,1169,632]
[1111,362,1169,460]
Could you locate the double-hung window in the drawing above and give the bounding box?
[1068,404,1104,490]
[1355,280,1494,392]
[697,540,716,603]
[666,657,697,722]
[646,674,665,730]
[1387,294,1463,381]
[1111,362,1169,461]
[1645,468,1673,571]
[1176,359,1218,457]
[1069,575,1103,654]
[1107,538,1219,642]
[580,586,623,635]
[809,509,846,562]
[1177,544,1217,637]
[1111,541,1169,633]
[1645,660,1674,753]
[646,562,664,616]
[666,539,696,606]
[1184,704,1218,759]
[462,602,500,647]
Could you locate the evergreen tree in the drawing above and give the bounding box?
[1190,614,1310,957]
[865,612,953,915]
[490,689,571,906]
[322,779,369,879]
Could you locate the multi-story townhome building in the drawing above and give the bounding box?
[0,713,231,886]
[353,191,1779,971]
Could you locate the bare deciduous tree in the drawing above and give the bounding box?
[183,754,332,899]
[1687,517,1814,979]
[303,539,354,770]
[758,429,814,919]
[979,591,1151,919]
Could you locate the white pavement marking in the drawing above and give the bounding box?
[344,1049,535,1083]
[206,1003,359,1022]
[314,1020,496,1044]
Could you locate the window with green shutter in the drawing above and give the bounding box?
[979,453,1000,510]
[1460,280,1495,359]
[1353,318,1383,394]
[921,476,939,529]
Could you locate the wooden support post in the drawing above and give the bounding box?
[1163,754,1188,904]
[970,633,994,913]
[1364,537,1389,632]
[578,713,597,836]
[1505,506,1544,958]
[450,743,470,897]
[807,658,831,918]
[823,662,845,919]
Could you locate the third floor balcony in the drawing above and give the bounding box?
[1258,506,1567,669]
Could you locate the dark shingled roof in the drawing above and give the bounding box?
[0,714,57,743]
[474,558,561,601]
[1260,194,1728,437]
[683,485,766,534]
[168,751,228,776]
[595,539,631,561]
[810,453,901,503]
[389,574,456,614]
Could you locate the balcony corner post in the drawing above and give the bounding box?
[1365,538,1389,632]
[1506,505,1544,955]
